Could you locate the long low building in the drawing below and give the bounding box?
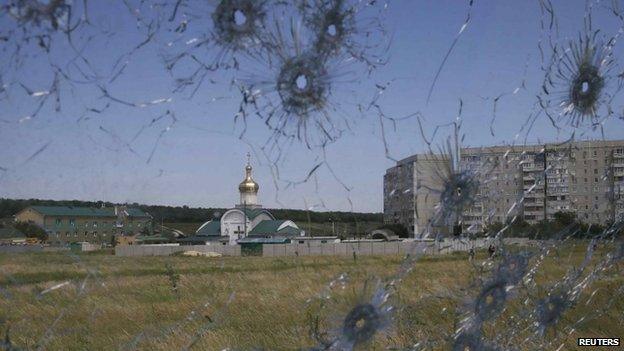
[14,205,152,245]
[384,139,624,237]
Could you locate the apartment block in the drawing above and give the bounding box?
[383,140,624,237]
[383,154,448,237]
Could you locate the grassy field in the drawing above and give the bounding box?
[0,244,622,350]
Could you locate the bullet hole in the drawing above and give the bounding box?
[212,0,266,50]
[341,303,382,346]
[277,54,328,116]
[474,280,507,321]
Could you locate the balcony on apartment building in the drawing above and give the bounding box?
[524,198,545,205]
[523,191,545,198]
[524,210,544,217]
[523,184,545,193]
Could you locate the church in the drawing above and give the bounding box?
[180,155,302,245]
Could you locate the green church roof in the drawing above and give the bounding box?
[275,226,302,236]
[237,237,291,244]
[249,220,285,234]
[249,220,300,236]
[240,208,274,220]
[196,220,221,236]
[178,235,227,243]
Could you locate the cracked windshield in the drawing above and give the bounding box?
[0,0,623,350]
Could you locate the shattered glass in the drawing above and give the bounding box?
[0,0,623,350]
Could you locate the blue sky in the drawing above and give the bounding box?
[1,0,623,213]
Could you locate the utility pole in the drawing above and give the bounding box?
[243,201,247,239]
[453,121,462,239]
[413,163,418,238]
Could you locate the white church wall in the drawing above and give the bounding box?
[240,192,257,206]
[221,209,249,245]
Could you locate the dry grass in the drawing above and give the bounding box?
[0,244,622,350]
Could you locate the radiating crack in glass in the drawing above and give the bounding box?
[298,0,389,70]
[539,19,619,129]
[155,0,273,96]
[1,1,624,350]
[235,20,354,150]
[426,0,475,104]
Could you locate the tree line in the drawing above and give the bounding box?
[0,198,382,224]
[484,211,622,239]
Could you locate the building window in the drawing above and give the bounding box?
[93,221,98,228]
[85,222,89,228]
[69,219,75,227]
[55,218,62,226]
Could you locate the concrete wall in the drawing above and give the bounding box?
[262,238,531,257]
[0,246,70,254]
[113,238,531,258]
[115,244,241,257]
[81,242,102,252]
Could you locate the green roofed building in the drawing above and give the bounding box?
[182,155,303,246]
[14,205,152,245]
[248,220,301,237]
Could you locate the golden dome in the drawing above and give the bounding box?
[239,163,259,193]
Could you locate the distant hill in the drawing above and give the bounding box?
[0,198,382,224]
